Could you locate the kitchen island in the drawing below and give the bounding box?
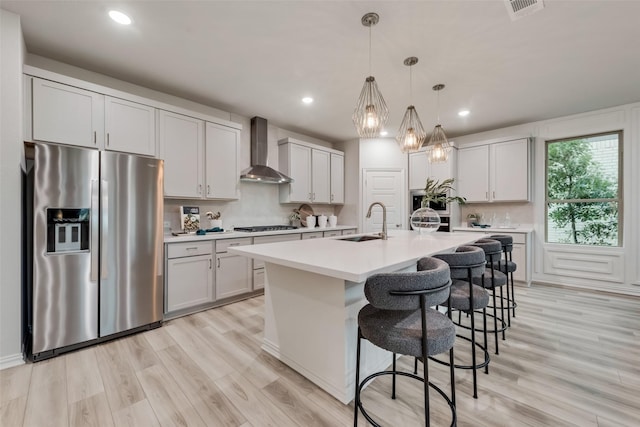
[229,230,481,403]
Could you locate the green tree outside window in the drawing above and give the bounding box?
[546,132,621,246]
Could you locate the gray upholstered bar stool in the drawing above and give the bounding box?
[430,246,490,399]
[489,234,518,326]
[469,238,508,355]
[354,257,456,427]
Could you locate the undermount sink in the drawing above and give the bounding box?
[338,234,384,242]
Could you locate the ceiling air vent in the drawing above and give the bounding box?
[504,0,544,21]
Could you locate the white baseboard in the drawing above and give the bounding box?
[0,353,25,370]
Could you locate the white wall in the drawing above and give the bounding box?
[454,104,640,295]
[0,9,26,368]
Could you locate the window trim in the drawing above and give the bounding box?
[544,130,624,246]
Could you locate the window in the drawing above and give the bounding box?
[545,131,622,246]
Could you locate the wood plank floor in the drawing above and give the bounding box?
[2,284,639,426]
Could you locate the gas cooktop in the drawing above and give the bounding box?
[234,225,298,232]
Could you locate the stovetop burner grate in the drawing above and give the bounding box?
[234,225,298,232]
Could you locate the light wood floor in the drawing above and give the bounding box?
[1,284,639,426]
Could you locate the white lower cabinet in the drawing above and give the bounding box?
[215,238,253,299]
[165,242,214,313]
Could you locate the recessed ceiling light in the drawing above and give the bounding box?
[302,97,313,104]
[109,10,132,25]
[458,109,470,117]
[380,130,388,136]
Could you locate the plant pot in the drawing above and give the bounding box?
[410,207,441,233]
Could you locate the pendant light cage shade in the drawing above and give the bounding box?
[353,76,389,138]
[396,106,427,153]
[427,83,451,163]
[426,124,452,163]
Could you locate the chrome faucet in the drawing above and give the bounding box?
[366,202,387,240]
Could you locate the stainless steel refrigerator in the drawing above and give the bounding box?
[24,142,164,361]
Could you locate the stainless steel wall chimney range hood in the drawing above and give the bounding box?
[240,117,293,184]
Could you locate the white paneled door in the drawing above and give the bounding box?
[363,169,405,233]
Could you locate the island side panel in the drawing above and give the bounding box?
[262,262,392,404]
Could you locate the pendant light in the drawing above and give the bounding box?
[426,84,452,163]
[396,57,426,153]
[352,13,389,138]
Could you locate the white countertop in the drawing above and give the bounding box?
[163,225,357,243]
[228,230,482,283]
[452,225,534,233]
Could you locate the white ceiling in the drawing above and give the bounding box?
[3,1,640,143]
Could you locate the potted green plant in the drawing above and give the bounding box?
[421,177,466,207]
[411,178,465,233]
[289,209,301,228]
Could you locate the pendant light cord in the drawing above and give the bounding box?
[368,25,372,76]
[436,89,441,124]
[409,64,413,105]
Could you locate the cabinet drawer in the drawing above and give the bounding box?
[253,234,300,245]
[167,241,213,259]
[301,231,324,240]
[216,237,252,253]
[323,230,341,237]
[488,232,525,245]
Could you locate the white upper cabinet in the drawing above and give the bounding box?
[278,138,344,204]
[104,96,156,156]
[159,110,204,198]
[409,150,457,190]
[31,77,104,149]
[279,142,312,203]
[330,153,345,204]
[159,112,239,200]
[457,138,530,203]
[30,77,156,156]
[311,149,331,203]
[491,139,530,201]
[205,122,240,199]
[457,145,490,202]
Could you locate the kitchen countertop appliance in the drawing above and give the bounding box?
[24,143,164,361]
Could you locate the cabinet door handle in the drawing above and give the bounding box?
[493,191,496,199]
[93,131,97,145]
[186,247,198,250]
[106,133,110,147]
[330,194,334,202]
[217,258,220,268]
[207,185,211,195]
[198,184,202,195]
[308,192,312,201]
[209,259,212,269]
[229,243,240,247]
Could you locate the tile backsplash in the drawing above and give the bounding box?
[460,202,533,227]
[163,181,336,232]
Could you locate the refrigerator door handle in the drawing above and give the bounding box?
[90,180,100,281]
[101,179,109,280]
